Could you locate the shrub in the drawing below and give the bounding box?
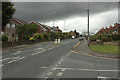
[31,33,44,40]
[111,34,120,41]
[43,33,48,40]
[90,35,97,42]
[2,35,8,42]
[101,37,111,42]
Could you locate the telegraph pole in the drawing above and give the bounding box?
[87,9,90,46]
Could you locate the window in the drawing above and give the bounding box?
[11,24,15,29]
[6,23,10,28]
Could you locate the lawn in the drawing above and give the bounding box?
[89,44,119,54]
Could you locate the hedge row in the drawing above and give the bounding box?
[90,34,120,42]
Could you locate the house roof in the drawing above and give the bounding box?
[11,17,28,25]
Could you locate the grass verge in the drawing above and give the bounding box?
[89,44,119,54]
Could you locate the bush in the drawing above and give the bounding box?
[90,35,97,42]
[111,34,120,41]
[43,33,48,40]
[101,37,111,42]
[31,33,44,40]
[2,35,8,42]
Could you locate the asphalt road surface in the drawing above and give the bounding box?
[1,39,119,79]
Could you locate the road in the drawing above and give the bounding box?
[1,39,119,79]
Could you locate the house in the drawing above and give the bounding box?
[69,31,76,37]
[96,23,120,35]
[30,22,50,34]
[110,23,120,34]
[3,17,28,41]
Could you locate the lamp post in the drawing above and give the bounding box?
[87,9,90,46]
[53,10,56,27]
[52,10,56,40]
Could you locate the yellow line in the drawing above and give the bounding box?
[71,50,120,60]
[73,42,80,48]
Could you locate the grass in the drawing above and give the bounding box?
[89,44,119,54]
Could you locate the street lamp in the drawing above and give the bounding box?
[53,10,56,27]
[52,10,56,40]
[87,9,90,46]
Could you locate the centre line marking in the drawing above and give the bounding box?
[66,52,72,56]
[46,72,53,76]
[8,57,25,64]
[54,68,119,72]
[40,67,47,69]
[58,62,61,64]
[0,58,10,61]
[61,60,63,62]
[57,72,63,77]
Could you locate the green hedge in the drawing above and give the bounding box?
[2,35,8,42]
[111,34,120,41]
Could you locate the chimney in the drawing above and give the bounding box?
[57,26,59,29]
[109,25,112,28]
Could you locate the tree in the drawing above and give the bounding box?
[2,2,15,30]
[16,24,38,40]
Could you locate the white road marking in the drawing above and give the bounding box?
[48,48,53,50]
[40,67,47,69]
[66,52,72,56]
[56,65,58,67]
[46,72,53,76]
[8,57,25,64]
[57,72,63,77]
[12,57,20,59]
[97,76,119,79]
[0,64,3,67]
[58,62,61,64]
[17,50,21,53]
[61,60,63,62]
[38,48,42,49]
[61,68,66,72]
[0,58,10,61]
[54,68,120,72]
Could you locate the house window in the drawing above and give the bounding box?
[11,24,15,29]
[6,23,10,28]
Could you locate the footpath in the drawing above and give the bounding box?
[72,40,119,60]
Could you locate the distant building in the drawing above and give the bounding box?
[96,23,120,35]
[3,17,28,41]
[69,31,76,37]
[30,21,48,34]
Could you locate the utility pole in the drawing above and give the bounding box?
[53,10,56,40]
[87,9,90,46]
[64,20,65,30]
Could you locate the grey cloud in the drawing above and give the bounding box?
[13,2,118,22]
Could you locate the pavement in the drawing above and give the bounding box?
[0,39,119,80]
[72,40,119,60]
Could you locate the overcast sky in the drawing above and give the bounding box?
[12,1,119,33]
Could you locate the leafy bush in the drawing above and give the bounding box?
[111,34,120,41]
[90,35,97,42]
[31,33,44,40]
[2,35,8,42]
[101,37,111,42]
[43,33,48,40]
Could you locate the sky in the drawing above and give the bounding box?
[11,1,119,33]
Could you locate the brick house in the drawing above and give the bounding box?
[30,21,53,34]
[96,23,120,35]
[3,17,28,41]
[69,31,76,37]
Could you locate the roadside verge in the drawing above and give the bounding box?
[72,40,119,60]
